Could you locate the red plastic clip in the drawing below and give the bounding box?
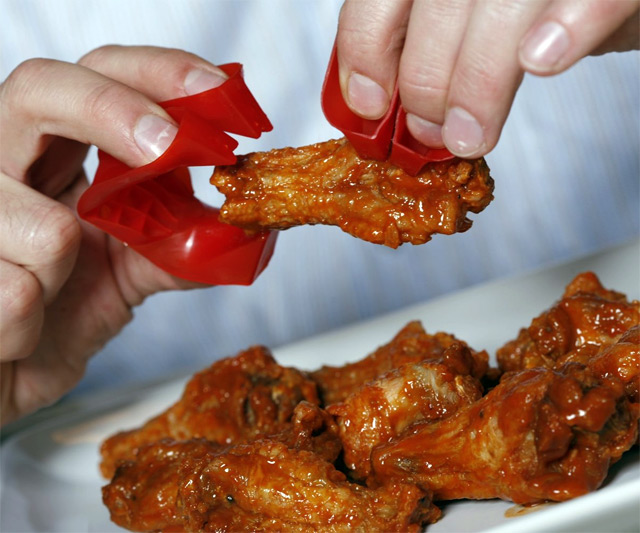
[321,44,454,175]
[77,63,277,285]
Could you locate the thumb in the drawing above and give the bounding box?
[109,239,206,308]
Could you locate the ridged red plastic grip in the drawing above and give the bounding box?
[321,44,454,175]
[77,63,277,285]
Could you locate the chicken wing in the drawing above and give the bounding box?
[100,346,319,478]
[211,137,493,248]
[103,438,223,532]
[311,321,488,406]
[103,401,345,531]
[497,272,640,374]
[371,363,638,504]
[328,344,485,479]
[104,436,439,532]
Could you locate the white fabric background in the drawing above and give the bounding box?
[1,0,638,396]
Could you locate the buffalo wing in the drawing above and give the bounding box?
[104,432,439,532]
[311,321,488,406]
[328,343,485,479]
[211,138,493,248]
[371,364,638,504]
[100,346,319,478]
[497,272,639,374]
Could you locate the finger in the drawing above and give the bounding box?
[398,0,475,147]
[337,0,413,119]
[0,259,44,362]
[591,9,640,55]
[27,138,89,198]
[0,58,178,179]
[78,45,229,102]
[442,0,549,158]
[519,0,639,75]
[0,174,81,306]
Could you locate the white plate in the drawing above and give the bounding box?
[2,240,639,533]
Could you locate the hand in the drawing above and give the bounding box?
[335,0,639,158]
[0,45,229,424]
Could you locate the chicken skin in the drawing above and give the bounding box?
[310,321,489,406]
[328,343,485,479]
[104,435,439,532]
[371,364,638,504]
[103,401,352,532]
[100,346,319,478]
[211,138,493,248]
[104,438,224,532]
[551,324,639,408]
[497,272,640,374]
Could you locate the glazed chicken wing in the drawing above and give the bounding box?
[328,343,485,479]
[310,321,489,406]
[100,346,319,478]
[497,272,640,374]
[371,363,638,504]
[103,401,351,532]
[104,436,439,532]
[211,138,493,248]
[104,438,223,532]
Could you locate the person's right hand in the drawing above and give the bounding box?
[335,0,639,158]
[0,45,230,425]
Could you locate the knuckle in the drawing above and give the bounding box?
[338,7,406,62]
[456,55,504,102]
[4,58,51,87]
[398,64,450,116]
[1,267,42,331]
[81,79,136,127]
[26,202,82,265]
[77,44,123,68]
[485,0,530,21]
[339,26,385,61]
[14,371,65,417]
[0,58,51,112]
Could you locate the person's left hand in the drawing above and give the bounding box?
[0,45,230,424]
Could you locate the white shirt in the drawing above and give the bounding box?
[2,0,638,396]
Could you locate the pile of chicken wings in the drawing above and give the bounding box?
[100,271,639,532]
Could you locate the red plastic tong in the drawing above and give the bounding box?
[77,63,277,286]
[78,49,453,286]
[321,44,454,175]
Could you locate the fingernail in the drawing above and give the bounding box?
[184,68,228,95]
[520,21,570,71]
[347,72,389,119]
[442,107,485,158]
[134,114,178,162]
[406,114,445,148]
